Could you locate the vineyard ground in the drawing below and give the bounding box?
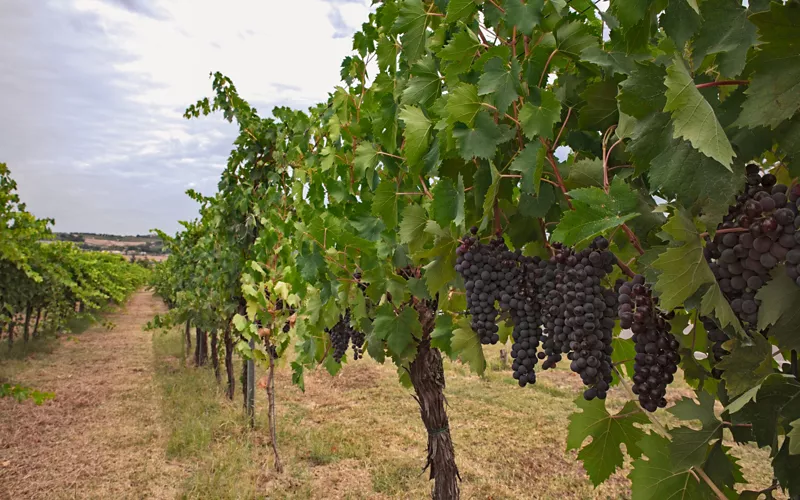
[0,291,184,499]
[153,327,781,498]
[0,292,782,499]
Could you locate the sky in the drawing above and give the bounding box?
[0,0,372,235]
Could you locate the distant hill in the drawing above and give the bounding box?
[54,232,168,259]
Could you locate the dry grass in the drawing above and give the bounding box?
[0,291,184,500]
[0,292,783,499]
[152,329,783,499]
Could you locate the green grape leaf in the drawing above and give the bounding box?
[555,21,597,59]
[451,317,486,375]
[518,184,555,218]
[734,3,800,129]
[691,0,757,78]
[439,28,481,78]
[668,391,724,468]
[519,90,562,140]
[510,142,544,194]
[394,0,428,63]
[373,303,422,357]
[399,105,433,167]
[704,442,745,489]
[788,419,800,455]
[431,176,465,229]
[629,433,710,500]
[445,0,476,23]
[648,137,743,224]
[566,399,648,486]
[660,0,701,49]
[652,210,715,311]
[354,143,379,180]
[756,268,800,351]
[717,335,774,397]
[430,314,454,354]
[618,63,667,119]
[446,83,482,126]
[504,0,544,34]
[398,204,429,250]
[402,57,442,106]
[477,57,521,114]
[453,111,514,160]
[580,46,640,76]
[578,79,620,130]
[699,283,745,337]
[773,439,800,494]
[565,158,604,188]
[552,178,639,246]
[371,180,399,229]
[663,57,735,169]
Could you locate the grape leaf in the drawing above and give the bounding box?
[373,303,421,356]
[446,83,482,126]
[734,3,800,129]
[699,282,745,337]
[704,442,745,489]
[691,0,757,78]
[788,419,800,455]
[652,210,715,311]
[399,105,432,167]
[431,176,465,229]
[430,314,454,354]
[716,334,773,397]
[451,317,486,375]
[445,0,476,23]
[398,204,429,251]
[551,204,637,246]
[649,137,743,224]
[663,57,735,169]
[578,79,620,130]
[354,143,379,180]
[453,111,515,160]
[668,391,724,468]
[421,234,459,296]
[518,184,555,218]
[477,57,521,114]
[774,439,800,494]
[565,158,604,188]
[510,141,543,194]
[566,399,648,486]
[660,0,701,49]
[580,46,640,76]
[519,90,562,140]
[629,433,711,500]
[393,0,428,63]
[439,28,481,79]
[555,21,597,59]
[371,180,398,229]
[504,0,543,34]
[402,56,442,106]
[756,268,800,351]
[618,63,667,119]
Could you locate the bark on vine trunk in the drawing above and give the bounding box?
[266,346,283,473]
[23,304,32,344]
[241,355,248,410]
[184,320,191,360]
[224,323,235,400]
[7,320,16,350]
[32,307,42,338]
[409,301,460,500]
[210,329,221,383]
[195,328,208,366]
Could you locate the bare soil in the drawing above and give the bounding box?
[0,291,183,500]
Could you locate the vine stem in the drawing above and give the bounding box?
[539,49,559,87]
[486,0,506,13]
[698,227,749,239]
[615,258,637,278]
[622,224,645,255]
[482,103,522,126]
[695,80,749,89]
[554,107,573,148]
[694,467,727,500]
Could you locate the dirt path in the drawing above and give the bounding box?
[0,291,183,499]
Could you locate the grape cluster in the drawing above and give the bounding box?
[509,255,545,387]
[702,317,729,379]
[547,237,617,399]
[618,275,680,412]
[455,227,508,345]
[705,164,800,326]
[325,310,364,363]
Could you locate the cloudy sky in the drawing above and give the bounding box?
[0,0,371,235]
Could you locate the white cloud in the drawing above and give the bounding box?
[0,0,371,234]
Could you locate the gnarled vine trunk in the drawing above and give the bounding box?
[195,327,208,366]
[224,323,235,400]
[7,319,16,350]
[210,329,220,383]
[266,346,283,473]
[32,307,42,338]
[409,301,460,500]
[22,304,32,343]
[184,320,191,359]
